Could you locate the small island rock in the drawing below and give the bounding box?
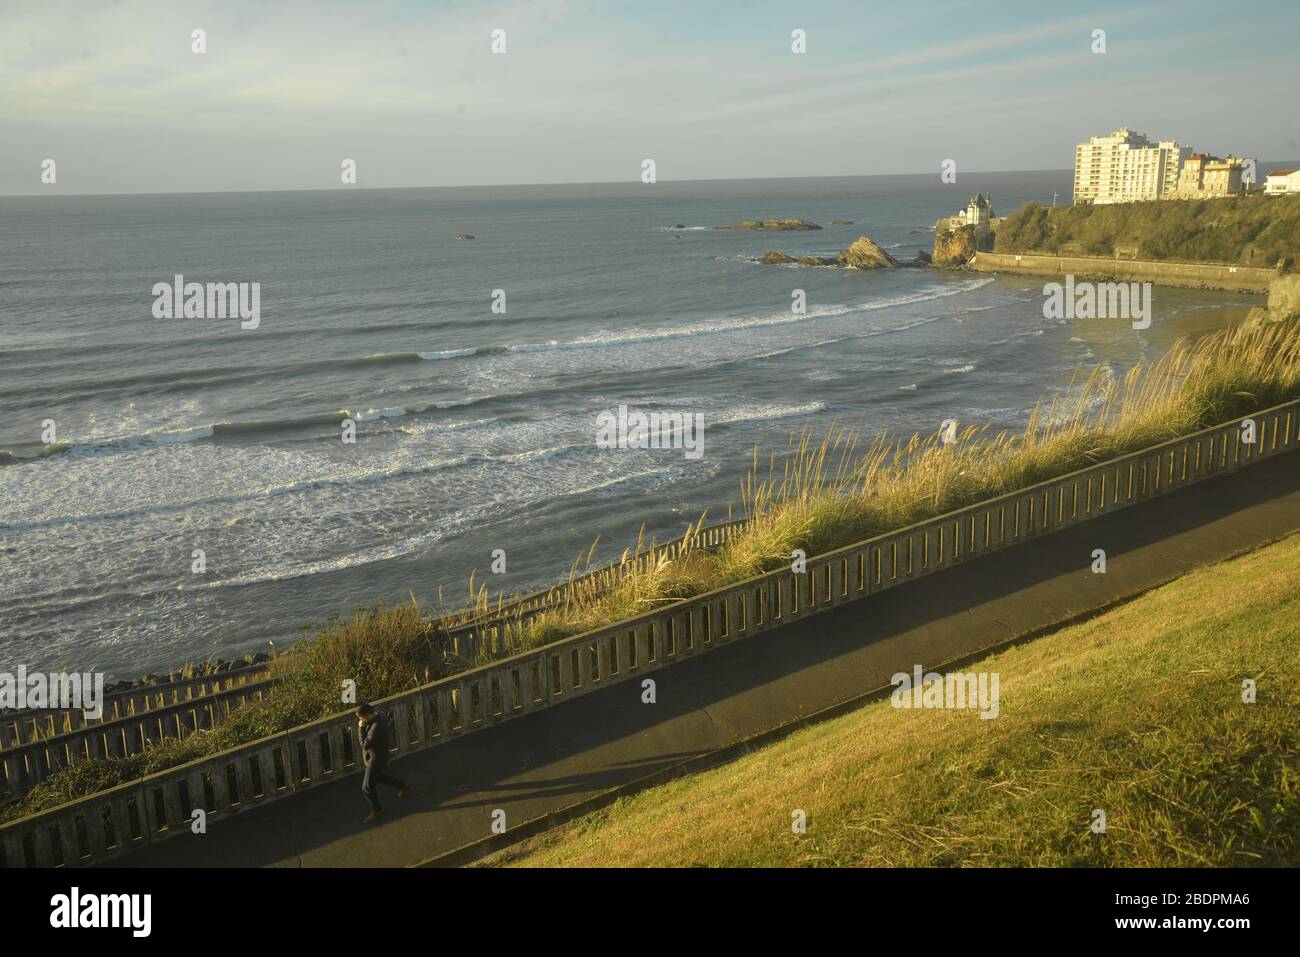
[719,218,822,231]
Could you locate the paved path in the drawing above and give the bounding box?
[115,451,1300,867]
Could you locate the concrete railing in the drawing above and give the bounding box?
[3,399,1296,867]
[0,662,271,751]
[0,680,276,802]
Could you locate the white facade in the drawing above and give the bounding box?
[1265,169,1300,195]
[957,193,993,229]
[1073,128,1186,205]
[937,193,996,239]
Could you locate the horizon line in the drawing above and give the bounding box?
[8,159,1297,200]
[0,167,1082,200]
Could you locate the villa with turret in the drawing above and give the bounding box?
[930,193,1003,266]
[936,193,1000,241]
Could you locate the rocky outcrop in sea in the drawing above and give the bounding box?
[718,218,822,231]
[932,225,979,267]
[758,233,903,269]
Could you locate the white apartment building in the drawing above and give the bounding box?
[1073,128,1187,204]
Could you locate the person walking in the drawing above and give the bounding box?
[356,703,408,824]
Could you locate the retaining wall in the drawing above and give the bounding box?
[970,252,1278,292]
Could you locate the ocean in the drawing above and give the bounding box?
[0,171,1258,679]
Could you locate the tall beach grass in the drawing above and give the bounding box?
[506,315,1300,649]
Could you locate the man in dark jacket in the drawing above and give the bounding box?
[356,703,409,824]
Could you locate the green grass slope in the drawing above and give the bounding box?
[994,193,1300,268]
[492,534,1300,867]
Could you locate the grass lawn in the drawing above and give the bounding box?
[490,533,1300,867]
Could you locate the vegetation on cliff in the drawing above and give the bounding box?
[994,193,1300,270]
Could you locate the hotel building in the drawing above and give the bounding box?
[1072,128,1187,204]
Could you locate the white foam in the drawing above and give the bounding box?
[418,348,476,360]
[355,407,407,421]
[1,393,816,611]
[434,278,994,368]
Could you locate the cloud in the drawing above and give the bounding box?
[0,0,1295,193]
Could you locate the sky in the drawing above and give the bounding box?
[1,0,1298,195]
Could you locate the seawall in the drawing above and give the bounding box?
[968,252,1277,293]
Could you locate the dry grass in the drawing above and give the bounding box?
[493,316,1300,652]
